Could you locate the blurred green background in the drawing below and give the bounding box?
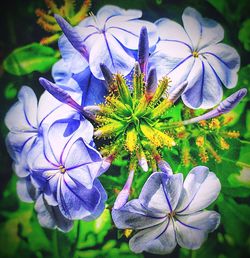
[0,0,250,257]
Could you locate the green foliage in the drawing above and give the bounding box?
[3,43,59,76]
[239,19,250,52]
[218,197,250,245]
[4,83,18,100]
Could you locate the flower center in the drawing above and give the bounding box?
[94,72,176,171]
[192,51,199,58]
[168,211,176,218]
[59,165,66,173]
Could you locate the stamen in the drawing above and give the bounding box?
[89,11,101,29]
[59,165,66,173]
[192,51,199,58]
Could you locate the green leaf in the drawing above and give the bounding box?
[76,241,143,258]
[93,208,112,243]
[68,209,112,250]
[0,203,33,257]
[218,197,250,245]
[207,0,227,15]
[4,83,18,100]
[244,110,250,139]
[239,19,250,51]
[3,43,59,76]
[24,215,51,252]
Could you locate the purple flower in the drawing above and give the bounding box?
[149,7,240,109]
[28,120,107,220]
[56,5,158,80]
[112,166,221,254]
[5,86,102,231]
[4,86,79,161]
[52,60,108,107]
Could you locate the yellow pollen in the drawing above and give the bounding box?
[196,136,205,147]
[198,120,207,127]
[219,138,230,150]
[209,118,221,129]
[59,165,66,173]
[182,146,191,167]
[199,147,209,163]
[226,131,240,138]
[124,229,133,238]
[192,51,199,58]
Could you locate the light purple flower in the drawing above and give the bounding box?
[5,86,101,231]
[149,7,240,109]
[57,5,158,80]
[112,166,221,254]
[28,120,107,220]
[4,86,79,161]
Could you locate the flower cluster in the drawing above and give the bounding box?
[5,86,107,231]
[5,4,247,255]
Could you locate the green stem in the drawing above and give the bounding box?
[71,221,81,258]
[221,157,250,168]
[191,250,197,258]
[52,230,60,258]
[239,139,250,145]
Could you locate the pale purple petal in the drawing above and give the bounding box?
[201,43,240,89]
[156,18,191,46]
[89,33,135,79]
[129,219,176,254]
[176,166,221,215]
[45,118,93,164]
[139,172,183,214]
[5,86,38,131]
[182,58,223,109]
[108,20,158,50]
[57,173,101,220]
[149,40,194,86]
[182,7,224,50]
[27,138,58,171]
[13,138,35,177]
[52,59,82,92]
[64,138,101,169]
[6,132,37,162]
[83,180,107,221]
[35,194,73,232]
[112,199,166,230]
[96,5,142,26]
[58,34,89,74]
[175,211,220,249]
[72,67,108,107]
[16,177,37,203]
